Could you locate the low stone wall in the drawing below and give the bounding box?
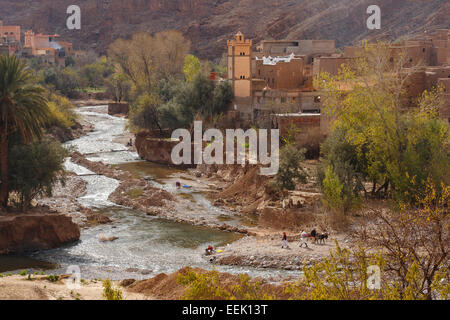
[0,213,80,254]
[108,102,130,116]
[135,131,192,166]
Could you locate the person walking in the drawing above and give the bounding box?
[299,230,309,248]
[281,232,290,249]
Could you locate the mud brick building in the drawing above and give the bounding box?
[0,20,21,56]
[227,30,450,138]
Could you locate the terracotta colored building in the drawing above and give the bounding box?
[23,30,73,64]
[0,20,20,43]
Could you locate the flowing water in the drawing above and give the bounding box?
[1,105,300,280]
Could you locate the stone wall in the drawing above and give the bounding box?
[135,131,195,167]
[108,102,130,116]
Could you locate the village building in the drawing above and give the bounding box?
[0,20,21,56]
[227,32,335,143]
[0,19,74,65]
[23,30,73,65]
[226,30,450,141]
[0,20,20,43]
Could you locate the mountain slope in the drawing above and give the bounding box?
[0,0,448,59]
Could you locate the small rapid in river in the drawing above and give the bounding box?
[3,105,301,281]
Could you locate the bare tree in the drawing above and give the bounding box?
[354,182,449,299]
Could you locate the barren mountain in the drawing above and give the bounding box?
[0,0,448,59]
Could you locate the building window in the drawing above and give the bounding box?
[422,48,426,52]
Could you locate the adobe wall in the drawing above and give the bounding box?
[344,46,363,58]
[438,78,450,121]
[425,66,450,89]
[255,58,304,90]
[260,40,335,57]
[313,57,351,76]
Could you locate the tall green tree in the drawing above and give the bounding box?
[183,54,201,82]
[0,56,50,207]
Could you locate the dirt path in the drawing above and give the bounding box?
[0,275,148,300]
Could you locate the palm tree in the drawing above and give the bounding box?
[0,55,50,207]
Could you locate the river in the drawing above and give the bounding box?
[1,106,300,281]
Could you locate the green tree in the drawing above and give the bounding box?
[273,144,307,191]
[0,55,50,207]
[56,68,80,97]
[9,137,68,209]
[212,81,233,115]
[81,56,114,89]
[105,73,132,102]
[183,54,201,82]
[130,94,163,133]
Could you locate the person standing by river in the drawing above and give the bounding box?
[300,230,309,248]
[281,232,290,249]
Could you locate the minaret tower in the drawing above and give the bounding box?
[227,31,252,97]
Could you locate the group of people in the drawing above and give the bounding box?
[281,229,328,249]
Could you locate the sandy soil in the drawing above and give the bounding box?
[0,275,148,300]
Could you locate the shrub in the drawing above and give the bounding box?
[46,93,78,129]
[177,268,274,300]
[102,279,123,300]
[125,188,143,198]
[47,274,59,282]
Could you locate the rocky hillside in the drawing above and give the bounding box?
[0,0,448,59]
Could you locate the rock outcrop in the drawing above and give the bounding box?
[0,213,80,254]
